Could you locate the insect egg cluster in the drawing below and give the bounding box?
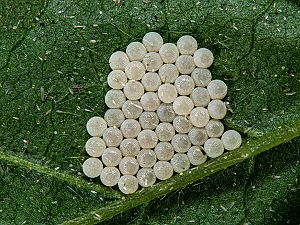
[83,32,242,194]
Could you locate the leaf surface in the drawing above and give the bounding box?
[0,0,299,224]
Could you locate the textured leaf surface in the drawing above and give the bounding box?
[0,0,299,224]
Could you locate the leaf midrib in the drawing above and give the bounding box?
[2,117,300,224]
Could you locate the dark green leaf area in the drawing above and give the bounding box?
[102,138,300,225]
[0,163,115,224]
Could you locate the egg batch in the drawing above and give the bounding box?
[83,32,242,194]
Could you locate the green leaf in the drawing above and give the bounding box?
[0,0,299,224]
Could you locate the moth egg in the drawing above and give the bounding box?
[158,83,178,103]
[175,55,196,74]
[82,157,103,178]
[158,64,179,83]
[155,122,176,142]
[141,72,161,92]
[122,100,143,119]
[107,70,127,89]
[137,168,156,187]
[120,119,141,138]
[205,119,224,138]
[105,89,126,109]
[159,43,179,63]
[175,75,195,96]
[173,96,194,115]
[120,138,140,157]
[101,147,122,167]
[203,138,224,158]
[142,32,163,52]
[140,92,161,111]
[137,130,158,149]
[190,107,210,127]
[109,51,130,71]
[173,115,193,134]
[100,167,120,187]
[102,127,123,147]
[153,161,174,180]
[177,35,198,55]
[137,149,157,167]
[187,146,207,166]
[85,137,106,157]
[118,175,139,194]
[154,142,174,161]
[86,116,107,137]
[188,127,208,146]
[125,61,146,81]
[191,68,212,87]
[193,48,214,68]
[171,134,191,153]
[104,109,125,128]
[123,80,145,100]
[119,157,139,175]
[170,153,190,173]
[139,111,159,130]
[157,103,176,123]
[126,42,147,61]
[207,79,228,100]
[143,52,163,72]
[207,99,227,119]
[190,87,210,107]
[221,130,242,150]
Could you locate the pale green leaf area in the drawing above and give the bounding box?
[0,0,299,224]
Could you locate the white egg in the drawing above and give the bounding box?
[119,156,139,175]
[86,116,107,137]
[125,61,146,80]
[109,51,130,71]
[101,147,122,167]
[126,42,147,61]
[82,157,103,178]
[122,100,143,119]
[139,111,159,130]
[118,175,139,194]
[137,149,157,167]
[221,130,242,150]
[170,153,190,173]
[190,107,210,127]
[173,96,194,115]
[85,137,106,157]
[102,127,123,147]
[104,109,125,128]
[123,80,145,100]
[177,35,198,55]
[159,43,179,63]
[105,89,126,109]
[175,55,195,74]
[158,83,178,103]
[193,48,214,68]
[154,142,175,161]
[171,134,191,153]
[155,122,175,142]
[142,32,164,52]
[137,168,156,187]
[207,99,227,119]
[120,119,141,138]
[203,138,224,158]
[187,146,207,166]
[107,70,127,89]
[100,167,120,187]
[137,130,158,149]
[153,161,174,180]
[140,92,161,111]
